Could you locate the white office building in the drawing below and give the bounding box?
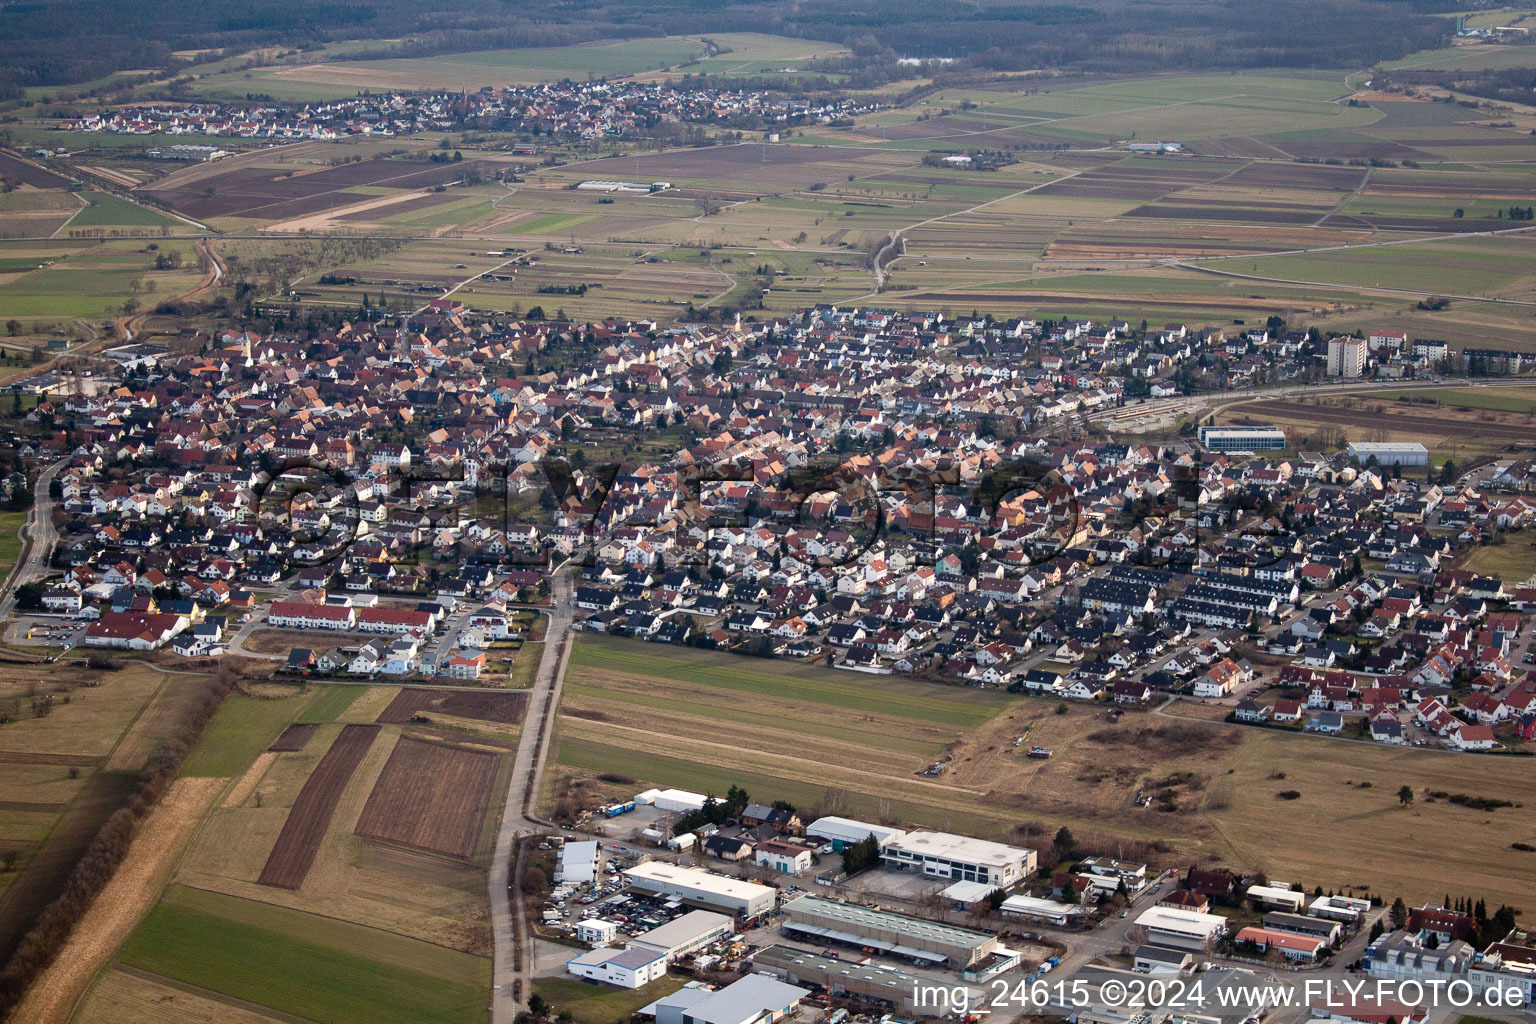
[1245,884,1306,913]
[578,919,620,945]
[1198,425,1287,452]
[567,945,669,988]
[882,830,1036,886]
[1133,906,1229,951]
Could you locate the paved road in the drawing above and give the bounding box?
[490,565,575,1024]
[0,457,69,619]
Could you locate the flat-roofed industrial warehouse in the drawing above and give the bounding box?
[752,945,983,1015]
[634,909,735,961]
[781,895,998,967]
[625,861,776,918]
[881,829,1036,886]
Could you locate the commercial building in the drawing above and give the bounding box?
[753,839,814,874]
[1347,442,1429,467]
[634,910,736,962]
[1134,944,1194,975]
[637,788,710,814]
[941,880,1000,910]
[641,975,808,1024]
[780,895,998,968]
[1198,425,1287,452]
[1234,926,1327,962]
[624,862,776,919]
[1328,336,1367,378]
[1309,894,1370,923]
[881,830,1036,886]
[1133,906,1229,951]
[1364,930,1475,983]
[751,945,983,1016]
[558,840,600,884]
[1467,942,1536,1007]
[1000,894,1087,927]
[1263,911,1341,942]
[566,945,668,988]
[577,918,619,945]
[803,816,906,851]
[1245,884,1306,913]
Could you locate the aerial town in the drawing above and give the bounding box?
[1,294,1534,1023]
[4,4,1536,1022]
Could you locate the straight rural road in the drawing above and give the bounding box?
[0,457,69,619]
[490,564,575,1024]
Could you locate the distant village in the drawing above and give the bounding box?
[59,81,879,144]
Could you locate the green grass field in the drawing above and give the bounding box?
[179,691,311,777]
[534,975,685,1024]
[0,510,26,582]
[120,889,486,1024]
[297,684,364,723]
[569,634,1007,727]
[1370,387,1536,414]
[65,192,178,229]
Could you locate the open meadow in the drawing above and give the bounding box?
[555,635,1536,907]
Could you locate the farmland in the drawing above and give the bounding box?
[1216,388,1536,459]
[0,662,212,979]
[374,687,528,725]
[353,737,502,859]
[258,724,380,889]
[0,239,206,325]
[62,192,179,230]
[115,886,486,1024]
[1,63,1512,339]
[180,688,317,778]
[159,682,523,978]
[191,37,711,99]
[556,637,1536,907]
[267,723,319,752]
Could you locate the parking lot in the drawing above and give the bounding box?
[8,615,86,652]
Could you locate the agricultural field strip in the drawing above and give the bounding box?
[557,715,987,797]
[118,895,485,1024]
[561,681,950,758]
[353,737,501,859]
[567,637,1005,727]
[257,723,379,889]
